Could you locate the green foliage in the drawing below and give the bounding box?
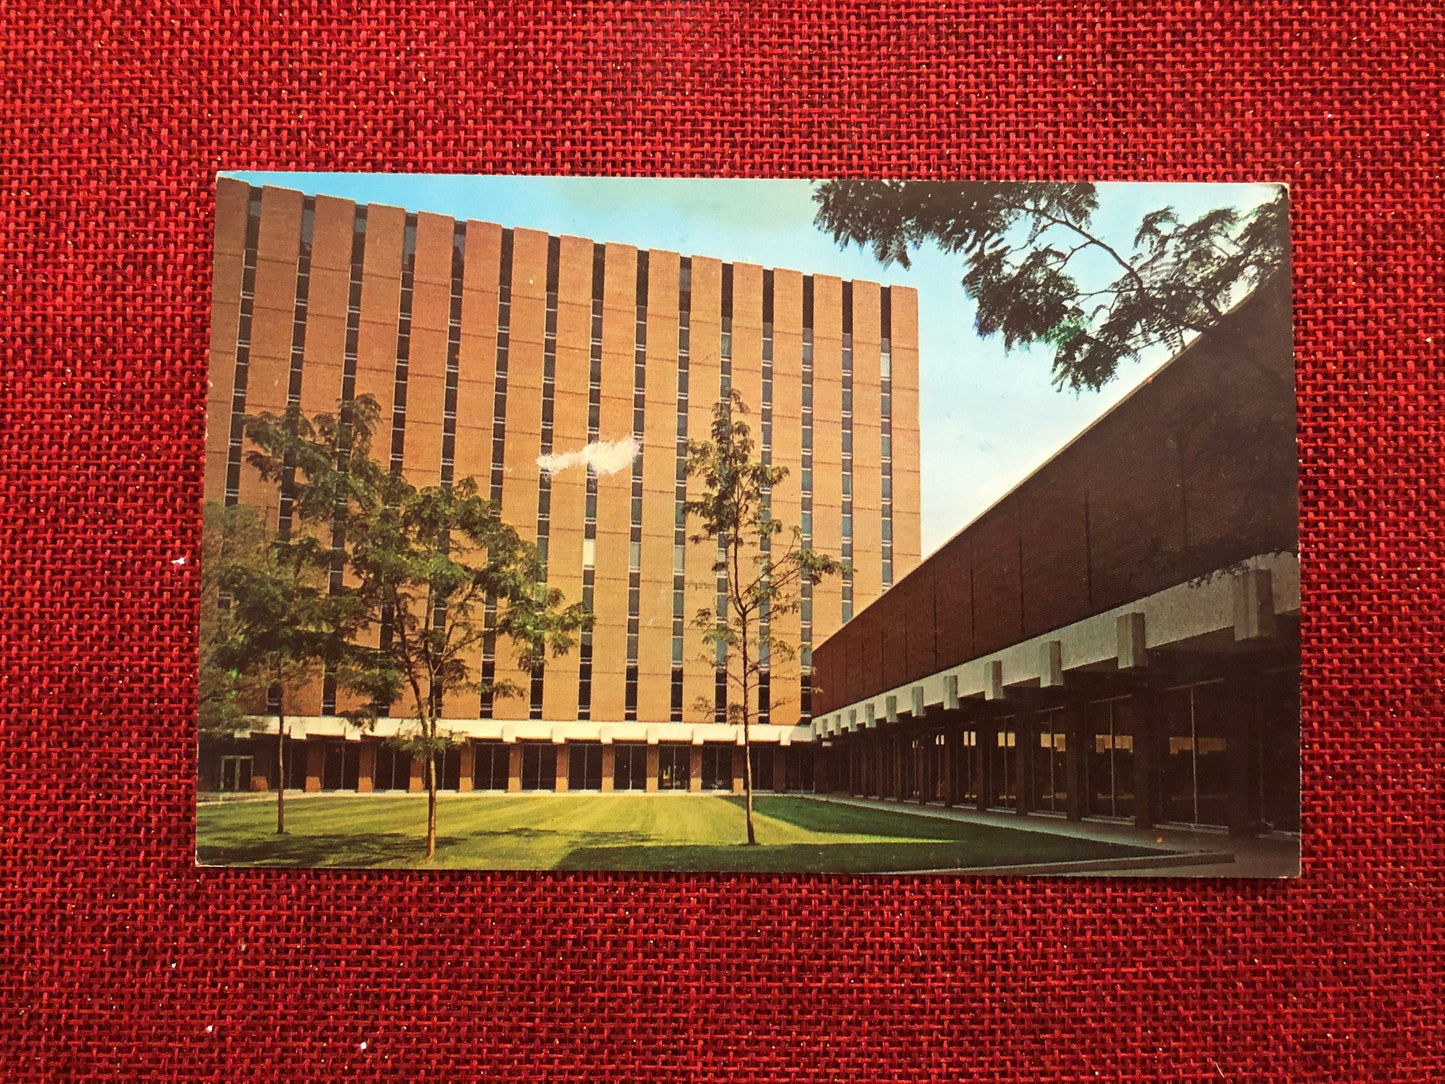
[684,391,844,702]
[198,501,269,738]
[198,499,364,733]
[684,392,843,843]
[813,180,1289,392]
[344,470,591,742]
[226,392,590,857]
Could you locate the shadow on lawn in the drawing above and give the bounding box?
[197,832,459,868]
[198,825,658,868]
[555,840,980,874]
[743,795,968,840]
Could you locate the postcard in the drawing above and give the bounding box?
[197,176,1298,875]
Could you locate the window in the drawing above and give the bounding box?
[472,742,509,791]
[431,746,462,791]
[1161,682,1230,827]
[520,743,556,791]
[1087,699,1135,819]
[567,742,604,790]
[1032,709,1068,814]
[373,743,412,792]
[657,744,691,791]
[613,744,648,791]
[322,742,361,791]
[218,755,252,793]
[701,746,732,791]
[749,746,775,792]
[989,725,1018,809]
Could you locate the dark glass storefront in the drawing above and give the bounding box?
[1160,681,1231,827]
[473,741,509,791]
[217,754,253,792]
[322,741,361,791]
[1030,708,1068,815]
[701,746,732,791]
[613,744,647,791]
[988,722,1018,810]
[1086,698,1135,819]
[519,743,556,791]
[953,729,981,806]
[567,742,604,790]
[373,742,412,792]
[657,743,690,791]
[748,745,773,792]
[1258,668,1301,832]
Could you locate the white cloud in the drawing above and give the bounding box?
[537,437,640,478]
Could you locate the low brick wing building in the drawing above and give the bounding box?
[809,274,1299,835]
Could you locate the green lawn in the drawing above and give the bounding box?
[197,793,1168,873]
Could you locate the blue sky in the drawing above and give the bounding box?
[227,172,1279,558]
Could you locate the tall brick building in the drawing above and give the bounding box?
[201,179,922,796]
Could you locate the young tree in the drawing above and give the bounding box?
[684,391,844,846]
[228,397,382,833]
[199,499,365,834]
[238,394,589,860]
[344,471,591,861]
[812,181,1289,392]
[198,501,268,743]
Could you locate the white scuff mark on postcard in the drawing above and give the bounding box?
[537,437,639,478]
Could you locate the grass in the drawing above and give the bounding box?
[196,793,1168,873]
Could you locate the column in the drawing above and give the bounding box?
[976,711,997,813]
[554,744,570,792]
[689,746,703,793]
[892,733,904,801]
[408,754,424,794]
[890,286,922,575]
[457,742,475,793]
[249,742,273,793]
[1014,721,1030,817]
[1132,683,1159,830]
[1063,696,1087,822]
[916,734,926,806]
[810,275,845,642]
[731,746,746,796]
[600,744,616,793]
[339,199,406,718]
[1006,688,1045,816]
[645,744,660,793]
[541,236,592,721]
[305,742,324,793]
[507,744,523,793]
[773,747,788,794]
[357,741,377,794]
[638,249,680,723]
[942,723,956,808]
[1225,663,1264,836]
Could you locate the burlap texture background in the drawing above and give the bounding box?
[2,2,1440,1079]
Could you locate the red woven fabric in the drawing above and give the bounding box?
[2,2,1441,1079]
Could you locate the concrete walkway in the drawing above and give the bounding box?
[809,794,1301,879]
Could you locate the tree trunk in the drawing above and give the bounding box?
[742,653,757,846]
[743,713,756,845]
[425,715,438,860]
[275,664,286,835]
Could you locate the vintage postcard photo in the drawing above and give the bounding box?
[197,176,1299,875]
